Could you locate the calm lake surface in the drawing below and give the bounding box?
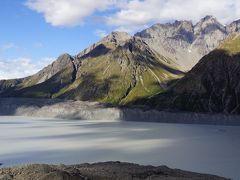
[0,116,240,179]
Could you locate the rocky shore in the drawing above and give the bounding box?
[0,98,240,125]
[0,162,230,180]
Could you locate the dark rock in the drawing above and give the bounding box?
[144,37,240,114]
[0,162,230,180]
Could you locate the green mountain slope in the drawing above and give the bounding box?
[142,33,240,113]
[0,32,183,105]
[219,33,240,55]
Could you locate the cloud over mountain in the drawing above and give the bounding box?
[107,0,240,31]
[0,57,54,80]
[26,0,240,31]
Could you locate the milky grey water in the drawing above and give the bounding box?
[0,116,240,179]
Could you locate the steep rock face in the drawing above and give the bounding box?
[192,16,227,56]
[135,20,196,71]
[144,34,240,113]
[100,31,132,46]
[135,16,238,71]
[31,53,74,84]
[227,20,240,33]
[77,31,131,58]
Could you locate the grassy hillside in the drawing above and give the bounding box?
[219,33,240,55]
[56,38,183,104]
[1,37,184,105]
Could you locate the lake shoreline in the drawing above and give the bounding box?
[0,161,230,180]
[0,97,240,126]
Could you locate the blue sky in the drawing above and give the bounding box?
[0,0,239,79]
[0,0,112,60]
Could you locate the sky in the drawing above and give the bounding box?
[0,0,240,80]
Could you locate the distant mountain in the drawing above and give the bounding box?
[1,16,240,108]
[0,53,76,97]
[135,16,239,71]
[143,33,240,113]
[0,32,183,104]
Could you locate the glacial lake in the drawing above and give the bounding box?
[0,117,240,179]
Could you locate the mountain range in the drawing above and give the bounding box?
[0,16,240,114]
[136,15,240,71]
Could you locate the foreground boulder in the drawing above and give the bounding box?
[0,162,229,180]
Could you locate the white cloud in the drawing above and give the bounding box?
[0,57,54,80]
[25,0,240,32]
[95,29,108,38]
[107,0,240,32]
[25,0,117,27]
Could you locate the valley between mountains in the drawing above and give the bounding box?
[1,16,240,114]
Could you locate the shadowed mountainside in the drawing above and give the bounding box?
[140,34,240,113]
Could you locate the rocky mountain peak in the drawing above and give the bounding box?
[201,15,216,22]
[50,53,74,71]
[173,20,195,43]
[133,15,239,71]
[77,32,131,58]
[57,53,73,62]
[29,53,74,85]
[198,15,219,26]
[227,19,240,33]
[194,15,225,35]
[134,21,195,44]
[101,31,131,45]
[173,20,193,29]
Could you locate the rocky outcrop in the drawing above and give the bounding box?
[0,162,230,180]
[32,53,75,84]
[135,16,239,71]
[77,31,131,58]
[227,20,240,33]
